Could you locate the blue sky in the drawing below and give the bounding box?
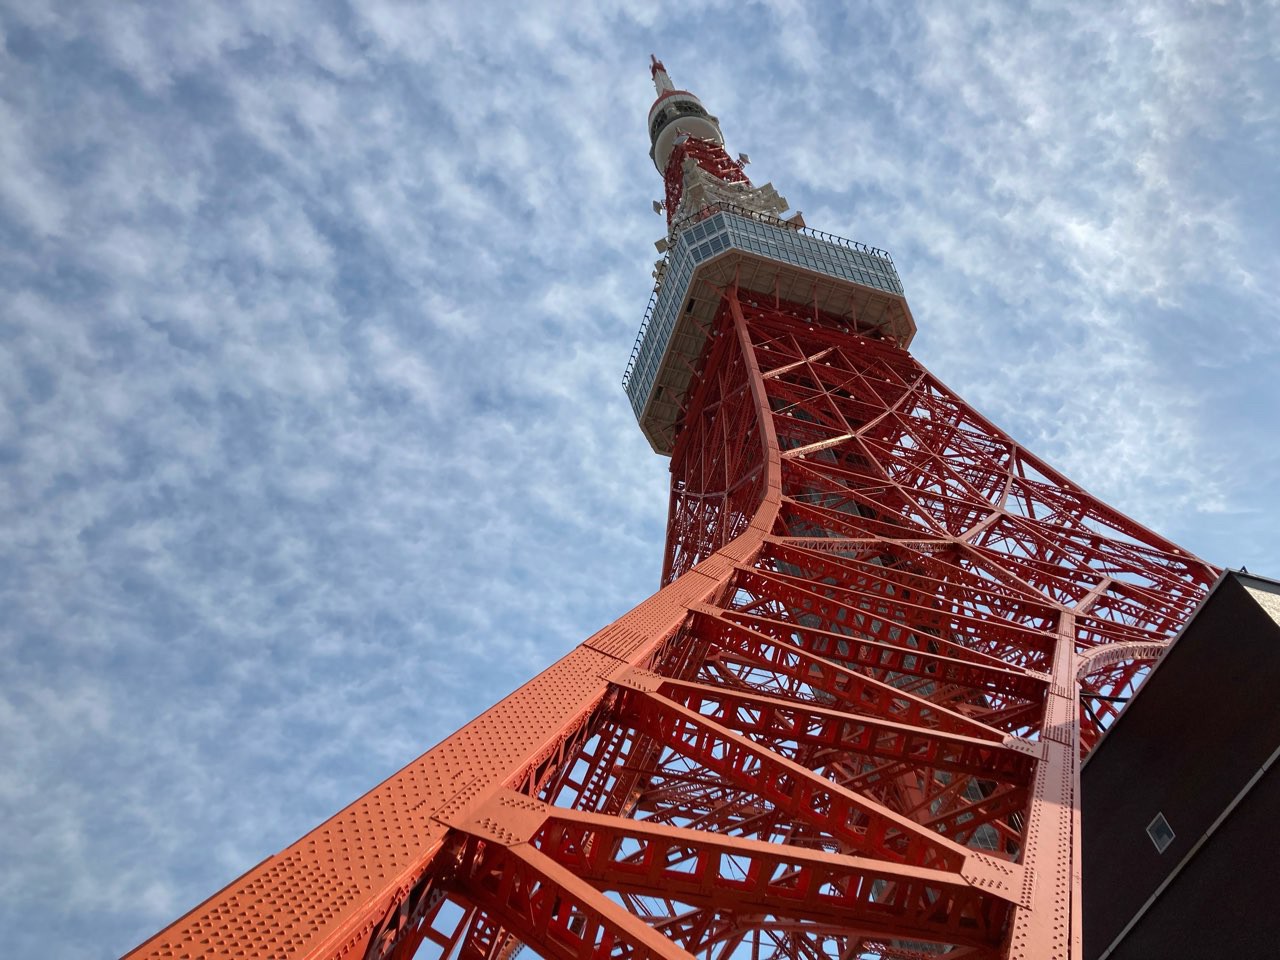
[1,2,1277,958]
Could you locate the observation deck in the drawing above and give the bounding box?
[623,204,916,455]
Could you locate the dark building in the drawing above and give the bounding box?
[1082,570,1280,959]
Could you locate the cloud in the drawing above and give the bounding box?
[0,3,1276,958]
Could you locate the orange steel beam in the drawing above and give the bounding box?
[123,287,1216,960]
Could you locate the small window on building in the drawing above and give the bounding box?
[1146,812,1175,853]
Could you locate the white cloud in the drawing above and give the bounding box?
[0,3,1275,958]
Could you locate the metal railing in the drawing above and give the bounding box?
[669,201,894,262]
[622,204,898,399]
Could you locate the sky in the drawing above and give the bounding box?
[1,2,1277,958]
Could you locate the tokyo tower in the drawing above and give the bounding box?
[123,59,1218,960]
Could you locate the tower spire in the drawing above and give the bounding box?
[649,54,675,94]
[646,55,787,227]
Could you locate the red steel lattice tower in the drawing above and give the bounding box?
[124,59,1219,960]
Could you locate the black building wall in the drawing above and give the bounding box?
[1081,572,1280,959]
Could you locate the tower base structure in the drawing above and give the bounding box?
[125,283,1216,960]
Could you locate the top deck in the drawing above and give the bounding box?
[622,205,915,455]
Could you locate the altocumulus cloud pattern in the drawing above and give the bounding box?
[0,3,1277,958]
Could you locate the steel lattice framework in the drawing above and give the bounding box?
[123,60,1218,960]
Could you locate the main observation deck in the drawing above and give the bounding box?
[623,204,915,455]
